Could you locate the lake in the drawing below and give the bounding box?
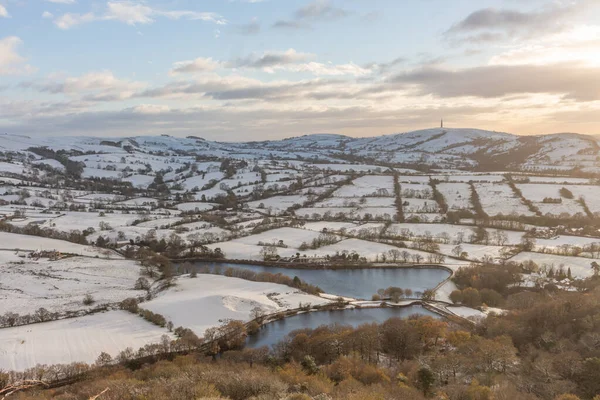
[186,261,450,299]
[246,305,439,348]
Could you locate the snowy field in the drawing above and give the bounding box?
[143,274,329,336]
[437,182,472,210]
[332,175,394,197]
[1,129,600,373]
[0,257,146,314]
[474,182,535,216]
[509,252,596,278]
[0,311,171,371]
[0,232,121,258]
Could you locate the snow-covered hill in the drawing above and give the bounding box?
[0,128,599,172]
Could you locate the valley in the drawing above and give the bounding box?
[1,127,600,382]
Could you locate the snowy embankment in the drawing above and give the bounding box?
[0,310,172,372]
[142,274,331,337]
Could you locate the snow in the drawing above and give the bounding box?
[509,252,596,278]
[535,235,600,250]
[474,182,535,216]
[333,175,394,197]
[0,311,171,371]
[446,306,486,319]
[302,221,357,232]
[176,202,217,212]
[437,182,472,210]
[0,231,121,258]
[0,257,145,314]
[234,227,327,249]
[247,195,308,212]
[143,274,329,337]
[517,183,585,216]
[43,211,139,232]
[438,243,505,260]
[179,171,225,191]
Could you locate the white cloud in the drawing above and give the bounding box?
[0,4,9,18]
[170,57,222,75]
[54,12,95,29]
[53,1,226,29]
[42,11,54,19]
[104,1,153,25]
[489,25,600,67]
[21,71,146,102]
[0,36,36,75]
[130,104,171,114]
[282,61,372,76]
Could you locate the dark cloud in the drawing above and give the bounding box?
[137,77,346,102]
[387,63,600,101]
[446,0,598,44]
[0,102,499,140]
[228,49,313,69]
[448,8,536,33]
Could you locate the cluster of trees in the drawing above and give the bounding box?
[372,286,415,301]
[560,187,574,199]
[453,263,522,298]
[450,287,504,307]
[506,176,542,216]
[120,298,168,328]
[0,303,105,329]
[468,182,488,219]
[394,173,405,222]
[27,146,85,179]
[429,179,449,214]
[376,249,445,264]
[298,232,340,250]
[0,219,89,245]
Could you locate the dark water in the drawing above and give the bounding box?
[246,305,439,348]
[186,262,450,299]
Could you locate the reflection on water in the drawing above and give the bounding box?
[246,305,439,348]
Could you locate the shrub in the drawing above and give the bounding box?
[83,294,95,306]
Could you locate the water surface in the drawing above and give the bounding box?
[187,261,450,299]
[247,305,439,348]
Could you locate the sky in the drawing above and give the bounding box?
[0,0,600,140]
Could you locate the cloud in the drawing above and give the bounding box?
[170,57,221,75]
[294,0,348,20]
[280,62,372,76]
[170,49,372,76]
[273,0,349,29]
[0,4,9,18]
[0,36,36,75]
[446,0,599,44]
[0,101,506,140]
[21,71,146,101]
[54,12,95,29]
[387,63,600,101]
[42,11,54,19]
[53,1,226,29]
[228,49,314,70]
